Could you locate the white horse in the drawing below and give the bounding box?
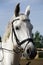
[0,3,37,65]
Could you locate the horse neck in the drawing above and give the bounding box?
[8,33,21,65]
[2,33,21,65]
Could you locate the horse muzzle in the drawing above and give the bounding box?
[27,48,37,59]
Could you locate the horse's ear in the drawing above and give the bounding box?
[14,3,20,17]
[25,6,30,17]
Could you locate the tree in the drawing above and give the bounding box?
[32,31,43,48]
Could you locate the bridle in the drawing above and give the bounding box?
[12,19,34,45]
[0,19,34,54]
[11,18,34,53]
[0,18,34,62]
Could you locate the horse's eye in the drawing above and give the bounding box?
[16,26,20,30]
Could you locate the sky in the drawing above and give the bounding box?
[0,0,43,37]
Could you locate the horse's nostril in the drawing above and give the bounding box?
[27,49,29,54]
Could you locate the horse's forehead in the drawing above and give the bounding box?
[20,15,27,20]
[11,14,27,21]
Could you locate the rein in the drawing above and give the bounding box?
[0,47,21,54]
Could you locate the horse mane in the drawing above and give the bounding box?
[2,3,30,42]
[2,14,22,42]
[2,22,12,42]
